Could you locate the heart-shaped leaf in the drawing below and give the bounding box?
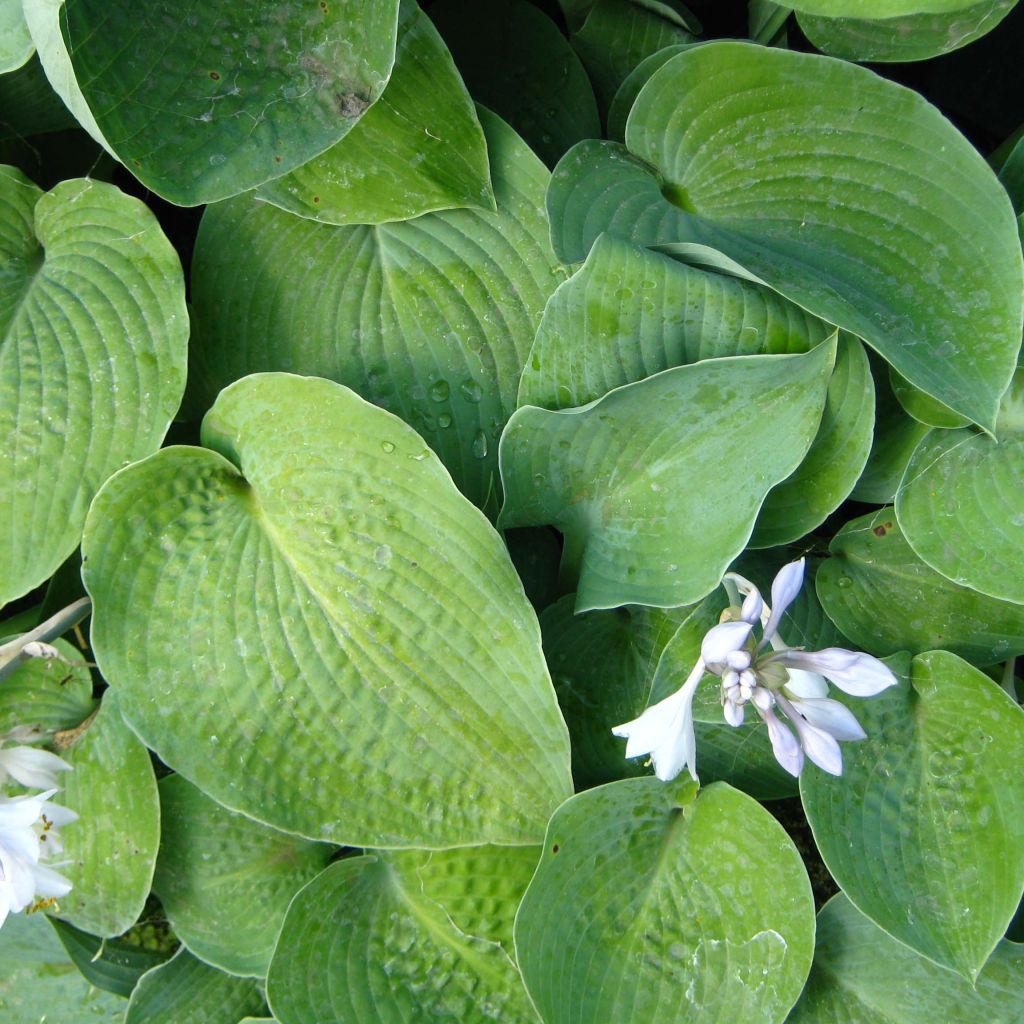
[499,340,835,611]
[818,509,1024,665]
[82,373,572,848]
[126,948,266,1024]
[256,1,492,225]
[51,692,160,938]
[800,651,1024,979]
[798,1,1017,63]
[267,846,541,1024]
[548,42,1023,430]
[514,778,814,1024]
[60,0,400,205]
[190,109,566,512]
[153,774,335,978]
[518,233,832,411]
[0,168,187,605]
[788,895,1024,1023]
[896,425,1024,605]
[429,0,600,168]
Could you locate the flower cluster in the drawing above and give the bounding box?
[0,727,76,929]
[613,559,897,782]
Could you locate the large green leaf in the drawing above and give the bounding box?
[798,1,1018,62]
[514,778,814,1024]
[59,0,400,205]
[499,340,835,611]
[0,167,187,605]
[429,0,600,169]
[82,373,572,849]
[788,895,1024,1023]
[0,1,32,73]
[570,0,697,113]
[896,423,1024,605]
[256,1,492,225]
[0,635,95,734]
[518,233,832,411]
[606,45,692,143]
[190,110,565,512]
[800,651,1024,979]
[126,948,266,1024]
[267,847,541,1024]
[0,911,124,1023]
[154,774,335,978]
[548,42,1023,430]
[788,0,990,12]
[818,509,1024,665]
[52,692,160,938]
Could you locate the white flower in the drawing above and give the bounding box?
[0,789,76,929]
[0,733,73,790]
[612,558,897,782]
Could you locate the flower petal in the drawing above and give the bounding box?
[0,747,72,790]
[700,621,753,671]
[774,648,897,696]
[30,861,73,900]
[788,697,866,742]
[761,558,806,645]
[777,694,844,775]
[779,668,828,699]
[612,659,705,781]
[723,700,745,728]
[761,707,803,776]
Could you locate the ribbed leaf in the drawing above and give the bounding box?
[60,0,400,204]
[800,651,1024,979]
[51,693,160,938]
[514,778,814,1024]
[256,1,492,225]
[0,168,187,605]
[191,110,565,512]
[267,847,541,1024]
[818,509,1024,665]
[154,775,335,978]
[82,373,572,848]
[0,636,94,734]
[499,341,835,611]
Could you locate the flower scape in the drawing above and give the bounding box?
[1,3,1024,1023]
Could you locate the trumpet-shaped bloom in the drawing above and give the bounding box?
[612,558,897,781]
[0,737,73,791]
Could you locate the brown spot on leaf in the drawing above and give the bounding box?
[209,70,220,81]
[551,843,560,854]
[312,195,320,204]
[335,91,369,119]
[873,524,887,537]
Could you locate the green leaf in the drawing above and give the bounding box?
[0,1,33,73]
[153,774,335,978]
[256,1,492,225]
[571,0,697,113]
[889,366,971,428]
[800,651,1024,979]
[429,0,600,169]
[190,109,566,513]
[798,1,1017,63]
[788,895,1024,1023]
[50,918,171,998]
[518,233,832,411]
[0,911,124,1023]
[0,54,75,142]
[60,0,400,205]
[82,373,572,848]
[851,359,933,503]
[0,636,95,734]
[749,333,874,547]
[267,847,541,1024]
[606,44,692,143]
[818,509,1024,666]
[499,340,836,611]
[788,0,988,12]
[514,778,814,1024]
[541,594,694,786]
[52,692,160,938]
[0,167,188,606]
[549,42,1023,430]
[126,948,266,1024]
[896,430,1024,606]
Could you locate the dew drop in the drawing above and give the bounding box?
[472,430,488,459]
[429,380,450,402]
[460,379,483,403]
[381,441,395,453]
[438,414,452,429]
[836,576,853,589]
